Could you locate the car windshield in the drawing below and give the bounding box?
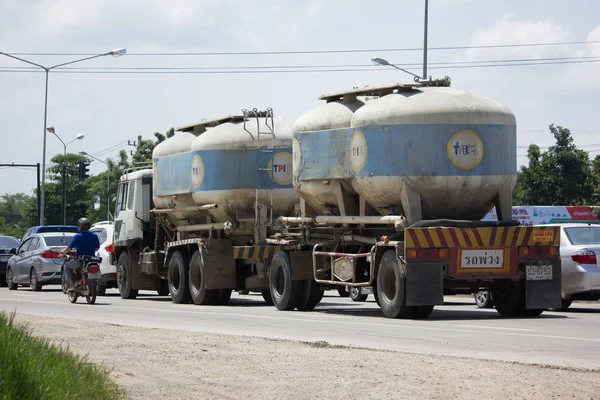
[564,227,600,245]
[44,234,76,247]
[0,237,19,248]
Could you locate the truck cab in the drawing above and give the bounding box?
[114,168,154,248]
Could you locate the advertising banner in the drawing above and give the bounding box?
[482,206,600,226]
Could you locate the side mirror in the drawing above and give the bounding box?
[9,248,17,255]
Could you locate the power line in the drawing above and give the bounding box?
[5,39,600,57]
[3,55,599,72]
[2,58,600,75]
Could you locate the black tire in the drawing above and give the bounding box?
[297,280,324,311]
[376,250,409,318]
[521,308,544,317]
[559,298,572,311]
[188,250,217,305]
[168,250,191,304]
[61,268,68,294]
[68,291,78,303]
[350,286,368,302]
[98,285,107,296]
[6,268,17,290]
[86,283,97,304]
[474,290,494,309]
[212,289,232,305]
[117,252,138,299]
[491,280,524,317]
[157,280,170,296]
[337,286,350,298]
[262,290,274,305]
[408,305,435,319]
[30,268,42,291]
[269,251,303,311]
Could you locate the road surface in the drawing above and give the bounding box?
[1,287,599,369]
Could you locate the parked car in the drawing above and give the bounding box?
[475,223,600,310]
[89,221,116,295]
[6,232,76,291]
[0,235,20,286]
[21,225,79,242]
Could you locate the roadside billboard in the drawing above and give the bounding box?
[482,206,600,225]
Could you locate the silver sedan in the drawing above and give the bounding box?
[6,232,75,291]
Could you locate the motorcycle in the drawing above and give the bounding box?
[62,254,103,304]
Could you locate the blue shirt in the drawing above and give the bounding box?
[68,231,100,256]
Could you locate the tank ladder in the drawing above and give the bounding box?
[243,107,275,243]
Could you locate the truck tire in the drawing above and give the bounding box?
[262,290,274,305]
[212,289,232,306]
[157,280,170,296]
[117,252,138,299]
[188,250,216,305]
[337,286,350,297]
[559,298,572,311]
[376,250,409,318]
[296,280,324,311]
[350,286,368,302]
[168,250,191,304]
[408,305,435,319]
[269,251,302,311]
[491,279,524,317]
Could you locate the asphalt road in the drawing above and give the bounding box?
[1,286,600,369]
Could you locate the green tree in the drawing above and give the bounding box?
[0,193,33,237]
[514,125,595,205]
[154,127,175,144]
[85,150,130,223]
[44,153,90,225]
[131,135,156,165]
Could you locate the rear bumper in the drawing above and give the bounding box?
[562,265,600,299]
[38,272,61,284]
[101,272,117,284]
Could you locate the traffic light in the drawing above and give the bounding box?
[78,160,90,181]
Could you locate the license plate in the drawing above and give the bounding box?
[0,255,10,262]
[87,272,101,280]
[526,265,552,281]
[460,249,504,269]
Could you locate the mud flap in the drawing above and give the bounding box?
[525,260,562,310]
[406,263,444,306]
[203,239,236,290]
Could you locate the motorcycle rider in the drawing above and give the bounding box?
[61,217,100,293]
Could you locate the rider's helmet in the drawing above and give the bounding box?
[77,217,91,232]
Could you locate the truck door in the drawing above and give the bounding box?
[114,180,143,245]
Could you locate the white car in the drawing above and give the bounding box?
[90,221,116,295]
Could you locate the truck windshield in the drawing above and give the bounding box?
[564,227,600,245]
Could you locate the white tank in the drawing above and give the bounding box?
[293,83,517,223]
[152,112,299,235]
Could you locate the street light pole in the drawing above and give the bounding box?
[0,48,126,226]
[80,152,111,221]
[47,127,84,224]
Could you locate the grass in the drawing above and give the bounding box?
[0,311,126,400]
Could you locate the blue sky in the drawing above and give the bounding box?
[1,0,599,196]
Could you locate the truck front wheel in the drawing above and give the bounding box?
[117,252,138,300]
[168,250,191,304]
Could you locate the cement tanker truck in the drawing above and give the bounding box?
[113,79,562,319]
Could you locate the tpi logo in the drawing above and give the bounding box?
[447,130,484,170]
[273,164,287,173]
[350,131,368,171]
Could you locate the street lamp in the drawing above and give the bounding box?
[80,152,111,221]
[371,57,426,81]
[0,48,126,226]
[46,126,84,224]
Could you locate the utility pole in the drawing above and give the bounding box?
[0,163,41,224]
[423,0,429,80]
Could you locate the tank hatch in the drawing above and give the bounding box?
[318,79,451,103]
[177,109,274,135]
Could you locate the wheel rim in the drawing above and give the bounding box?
[381,263,397,302]
[475,291,488,305]
[274,265,285,297]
